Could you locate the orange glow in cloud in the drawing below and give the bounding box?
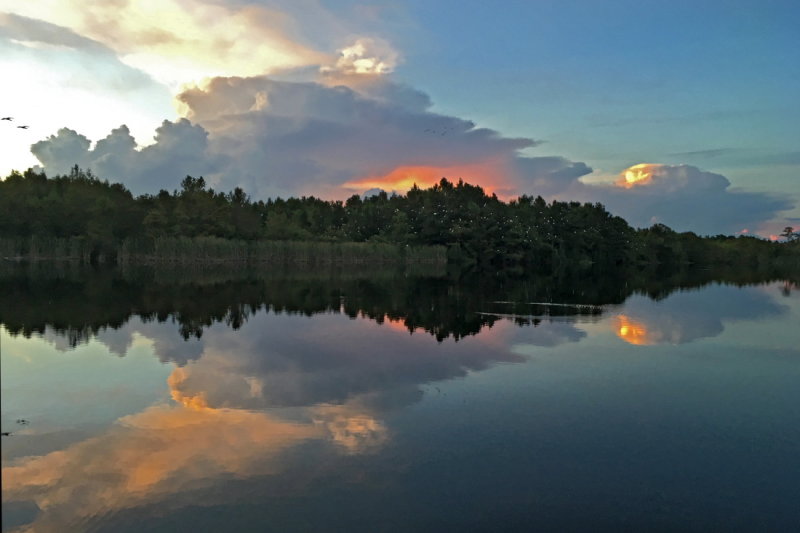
[312,405,388,454]
[614,314,653,345]
[617,163,656,189]
[168,366,210,410]
[343,160,512,197]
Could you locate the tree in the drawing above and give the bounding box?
[780,226,799,242]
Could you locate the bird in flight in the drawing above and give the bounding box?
[17,125,29,129]
[1,117,12,121]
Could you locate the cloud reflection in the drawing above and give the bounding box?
[2,310,520,530]
[613,285,788,345]
[2,392,388,531]
[165,312,522,410]
[2,403,320,532]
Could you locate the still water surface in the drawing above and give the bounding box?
[2,267,799,532]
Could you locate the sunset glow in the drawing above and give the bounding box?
[617,164,655,189]
[343,162,509,196]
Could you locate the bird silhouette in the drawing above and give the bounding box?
[1,117,12,121]
[17,125,29,129]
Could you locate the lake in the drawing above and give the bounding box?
[2,265,799,532]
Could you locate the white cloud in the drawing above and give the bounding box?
[577,164,794,235]
[320,37,399,86]
[30,119,216,194]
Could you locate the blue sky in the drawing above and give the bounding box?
[0,0,797,235]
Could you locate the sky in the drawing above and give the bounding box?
[1,0,798,236]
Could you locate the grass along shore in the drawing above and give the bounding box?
[0,236,448,266]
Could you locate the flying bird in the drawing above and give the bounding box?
[1,117,12,121]
[17,125,29,129]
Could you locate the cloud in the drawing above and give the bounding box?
[319,37,399,87]
[30,119,217,194]
[553,163,794,235]
[2,0,328,87]
[0,12,107,53]
[31,75,553,198]
[0,12,166,97]
[614,164,793,234]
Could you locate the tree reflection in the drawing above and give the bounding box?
[1,262,796,348]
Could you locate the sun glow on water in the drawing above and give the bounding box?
[614,314,652,345]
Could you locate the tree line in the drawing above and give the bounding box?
[1,166,798,270]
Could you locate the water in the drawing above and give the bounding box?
[2,266,799,532]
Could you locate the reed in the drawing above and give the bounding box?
[0,236,90,262]
[117,237,447,267]
[118,236,249,264]
[2,235,447,266]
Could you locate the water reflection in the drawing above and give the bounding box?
[614,314,651,345]
[4,404,321,531]
[2,265,799,532]
[612,284,788,345]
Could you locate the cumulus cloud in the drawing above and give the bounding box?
[522,162,794,235]
[31,75,553,198]
[319,37,399,88]
[31,119,217,194]
[582,164,794,235]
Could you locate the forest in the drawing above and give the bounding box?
[1,166,798,271]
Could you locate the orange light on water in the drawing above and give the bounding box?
[614,314,652,345]
[168,366,210,410]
